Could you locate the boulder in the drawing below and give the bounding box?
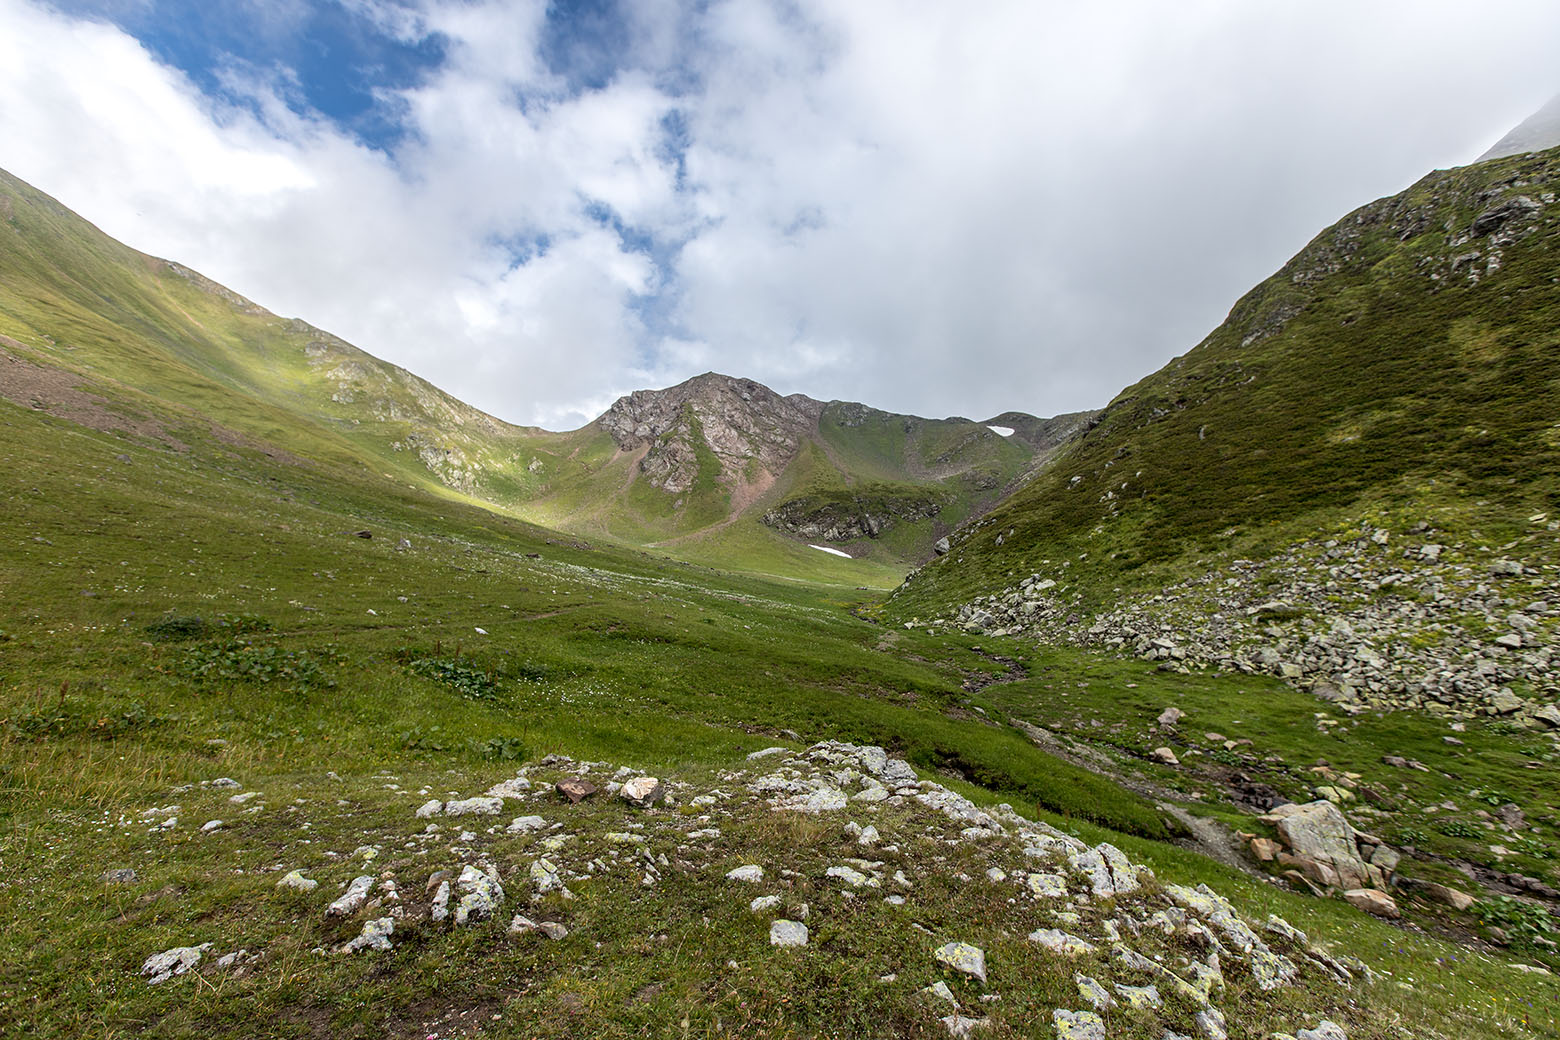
[1275,801,1370,890]
[1419,882,1477,911]
[141,944,211,984]
[327,876,375,917]
[1150,746,1180,765]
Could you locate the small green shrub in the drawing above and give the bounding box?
[1471,895,1560,945]
[476,736,528,761]
[1436,819,1483,838]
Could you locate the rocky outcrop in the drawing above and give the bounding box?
[598,373,823,495]
[761,490,944,542]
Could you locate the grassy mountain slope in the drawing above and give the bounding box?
[0,167,1057,584]
[891,146,1560,617]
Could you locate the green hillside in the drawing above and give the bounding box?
[891,146,1560,617]
[0,167,1051,584]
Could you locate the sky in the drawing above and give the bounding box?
[1,1,1558,430]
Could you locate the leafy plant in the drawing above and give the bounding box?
[1437,820,1483,839]
[180,640,341,693]
[405,657,503,702]
[1471,896,1560,945]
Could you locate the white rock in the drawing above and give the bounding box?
[444,796,504,816]
[415,800,444,818]
[769,920,809,947]
[454,864,504,925]
[200,819,224,833]
[430,881,451,922]
[486,778,532,799]
[507,815,547,834]
[727,865,765,883]
[1026,928,1095,956]
[750,895,782,913]
[327,876,375,917]
[620,776,665,807]
[339,917,394,953]
[141,944,210,984]
[276,870,318,892]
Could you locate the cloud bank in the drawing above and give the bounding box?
[2,0,1559,428]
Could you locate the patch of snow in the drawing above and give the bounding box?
[808,545,852,559]
[987,425,1016,437]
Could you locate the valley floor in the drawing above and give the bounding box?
[1,403,1556,1038]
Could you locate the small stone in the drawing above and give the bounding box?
[620,776,665,808]
[941,1014,989,1039]
[1027,928,1095,956]
[486,778,532,799]
[327,876,375,917]
[201,819,224,833]
[444,796,503,816]
[1297,1022,1349,1040]
[1157,706,1184,728]
[1150,747,1180,766]
[555,777,598,803]
[141,944,209,984]
[769,920,808,947]
[339,917,394,954]
[538,921,569,940]
[1195,1007,1228,1040]
[1074,974,1114,1010]
[1420,882,1476,911]
[750,895,781,913]
[922,980,958,1006]
[726,865,765,883]
[934,942,987,983]
[507,815,547,834]
[102,868,137,885]
[276,870,318,892]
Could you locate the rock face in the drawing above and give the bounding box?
[598,373,824,497]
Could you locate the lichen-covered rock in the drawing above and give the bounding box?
[1069,842,1140,897]
[1052,1008,1106,1040]
[276,870,317,892]
[453,864,504,925]
[934,942,987,983]
[1028,929,1096,956]
[444,796,504,816]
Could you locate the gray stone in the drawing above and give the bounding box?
[769,919,809,947]
[327,875,375,917]
[141,944,210,984]
[1275,801,1369,890]
[102,868,137,884]
[1297,1022,1349,1040]
[934,942,987,983]
[934,537,951,555]
[1027,928,1095,956]
[726,865,765,883]
[507,815,547,834]
[1343,888,1399,918]
[444,796,504,816]
[1052,1008,1106,1040]
[454,863,504,925]
[339,917,394,953]
[414,799,444,818]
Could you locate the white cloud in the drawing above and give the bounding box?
[0,0,1558,429]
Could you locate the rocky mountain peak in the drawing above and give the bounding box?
[1478,93,1560,162]
[597,373,824,496]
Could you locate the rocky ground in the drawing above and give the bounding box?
[921,520,1560,725]
[113,742,1376,1039]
